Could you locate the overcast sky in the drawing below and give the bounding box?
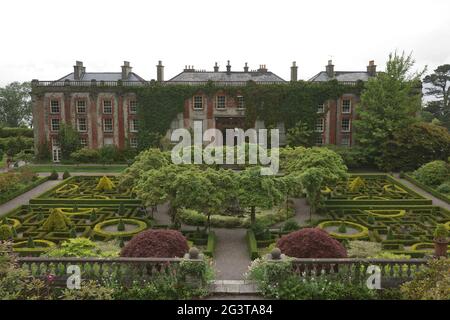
[1,0,449,85]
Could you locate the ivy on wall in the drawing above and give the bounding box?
[133,80,364,148]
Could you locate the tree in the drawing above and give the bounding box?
[299,167,324,217]
[285,120,314,147]
[355,52,425,166]
[0,82,32,127]
[423,64,450,129]
[58,123,80,160]
[237,166,284,226]
[377,122,450,171]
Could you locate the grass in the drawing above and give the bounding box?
[28,164,127,173]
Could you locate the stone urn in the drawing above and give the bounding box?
[434,239,448,257]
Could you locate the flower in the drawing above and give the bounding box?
[46,274,56,283]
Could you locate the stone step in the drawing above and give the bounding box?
[209,280,259,294]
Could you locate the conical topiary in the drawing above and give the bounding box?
[70,228,77,238]
[117,219,125,231]
[95,176,115,192]
[89,209,97,221]
[27,236,35,248]
[386,227,394,240]
[367,214,375,225]
[42,208,72,231]
[338,223,347,233]
[118,203,125,216]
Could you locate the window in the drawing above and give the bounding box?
[342,99,351,113]
[129,100,137,114]
[315,118,324,132]
[237,96,245,109]
[77,118,87,132]
[79,137,88,148]
[130,137,138,149]
[104,137,114,145]
[103,100,112,114]
[341,118,351,132]
[193,96,203,110]
[130,119,138,132]
[52,148,61,162]
[50,100,60,113]
[216,96,226,109]
[341,136,350,146]
[51,118,60,131]
[76,100,86,113]
[315,135,323,145]
[103,118,113,132]
[317,103,325,113]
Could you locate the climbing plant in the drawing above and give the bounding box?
[133,80,362,148]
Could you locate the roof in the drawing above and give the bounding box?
[168,71,286,83]
[309,71,372,82]
[57,72,146,82]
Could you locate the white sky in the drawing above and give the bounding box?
[1,0,449,85]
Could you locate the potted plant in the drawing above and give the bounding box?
[433,224,448,257]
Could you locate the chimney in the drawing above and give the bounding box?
[226,60,231,74]
[73,61,85,80]
[290,61,298,82]
[326,60,334,78]
[214,62,219,72]
[244,62,249,73]
[121,61,132,80]
[367,60,377,77]
[184,65,195,72]
[257,64,268,73]
[156,60,164,82]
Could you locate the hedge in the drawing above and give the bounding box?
[403,173,450,205]
[0,176,49,206]
[246,229,259,260]
[0,127,33,138]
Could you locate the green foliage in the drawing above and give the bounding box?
[42,208,72,231]
[0,225,12,240]
[433,224,448,240]
[58,123,80,160]
[135,81,357,147]
[0,82,32,127]
[117,219,125,231]
[355,52,424,168]
[286,120,315,147]
[62,170,70,179]
[338,223,347,233]
[59,280,114,300]
[413,160,449,186]
[282,220,300,232]
[423,64,450,129]
[49,170,59,180]
[347,241,382,258]
[377,122,450,171]
[401,258,450,300]
[45,238,120,258]
[436,182,450,194]
[70,148,100,163]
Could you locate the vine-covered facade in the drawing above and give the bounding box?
[31,60,376,161]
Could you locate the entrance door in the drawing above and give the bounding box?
[52,147,61,162]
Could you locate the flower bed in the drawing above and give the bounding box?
[317,220,369,240]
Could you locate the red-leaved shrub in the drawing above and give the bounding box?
[120,229,189,258]
[276,228,347,258]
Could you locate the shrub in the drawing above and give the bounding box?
[45,238,120,258]
[433,224,448,241]
[42,208,72,231]
[276,228,347,258]
[413,160,449,186]
[60,280,114,300]
[401,258,450,300]
[49,170,59,180]
[436,182,450,194]
[0,225,13,240]
[347,241,382,258]
[70,148,100,163]
[96,176,115,191]
[62,171,71,179]
[282,220,300,233]
[121,229,189,258]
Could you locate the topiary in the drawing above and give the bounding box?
[96,176,115,192]
[338,223,347,233]
[433,224,448,241]
[70,228,77,238]
[89,209,97,222]
[49,170,59,180]
[367,214,375,225]
[276,228,347,258]
[62,170,71,179]
[27,236,35,248]
[117,219,125,231]
[42,208,72,231]
[118,203,125,216]
[413,160,449,186]
[386,227,394,240]
[120,229,189,258]
[0,224,13,240]
[436,183,450,194]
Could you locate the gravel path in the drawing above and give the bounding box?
[0,179,61,216]
[394,174,450,210]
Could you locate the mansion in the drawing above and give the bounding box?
[31,60,377,162]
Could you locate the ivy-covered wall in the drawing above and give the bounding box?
[132,80,364,148]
